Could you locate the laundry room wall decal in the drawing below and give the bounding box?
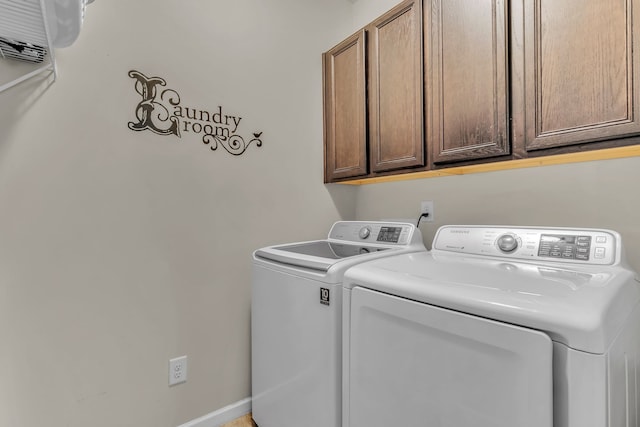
[127,70,263,156]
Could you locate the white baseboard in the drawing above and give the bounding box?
[177,397,252,427]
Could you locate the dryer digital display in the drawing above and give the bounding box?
[538,234,591,261]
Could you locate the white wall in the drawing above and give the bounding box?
[0,1,356,426]
[351,0,402,26]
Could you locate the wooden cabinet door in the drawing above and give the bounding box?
[369,0,424,173]
[519,0,640,151]
[323,30,367,182]
[427,0,510,164]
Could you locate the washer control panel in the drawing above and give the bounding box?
[329,221,418,246]
[434,226,619,265]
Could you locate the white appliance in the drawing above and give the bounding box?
[342,225,640,427]
[252,221,426,427]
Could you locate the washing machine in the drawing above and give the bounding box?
[342,225,640,427]
[251,221,426,427]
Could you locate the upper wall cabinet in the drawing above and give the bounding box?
[426,0,509,164]
[514,0,640,152]
[323,0,423,183]
[323,30,368,181]
[323,0,640,183]
[369,0,424,173]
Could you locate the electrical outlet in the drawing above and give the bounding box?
[420,201,434,222]
[169,355,188,386]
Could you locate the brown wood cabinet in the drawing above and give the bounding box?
[514,0,640,153]
[323,0,640,182]
[428,0,640,164]
[323,0,423,183]
[323,30,367,181]
[369,0,424,172]
[426,0,509,164]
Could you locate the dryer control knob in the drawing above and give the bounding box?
[359,226,372,239]
[497,234,519,253]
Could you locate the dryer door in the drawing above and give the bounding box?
[347,287,553,427]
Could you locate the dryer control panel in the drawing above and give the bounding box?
[433,226,621,265]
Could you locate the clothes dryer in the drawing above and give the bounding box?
[252,221,426,427]
[342,225,640,427]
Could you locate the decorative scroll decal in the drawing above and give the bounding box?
[127,70,263,156]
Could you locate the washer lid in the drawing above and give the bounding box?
[255,241,391,272]
[253,221,426,277]
[343,251,640,354]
